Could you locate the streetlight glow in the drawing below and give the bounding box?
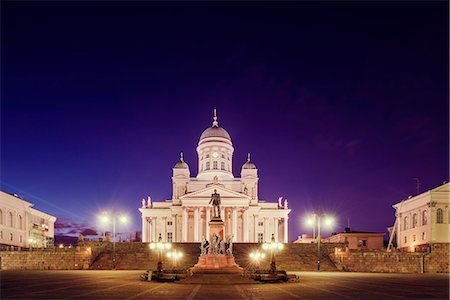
[119,216,128,224]
[324,217,334,227]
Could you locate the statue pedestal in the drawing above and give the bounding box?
[209,218,224,240]
[191,255,243,274]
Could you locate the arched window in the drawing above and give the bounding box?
[412,213,418,228]
[437,208,443,224]
[0,209,3,225]
[18,215,23,229]
[205,162,210,170]
[9,212,13,227]
[403,216,409,230]
[221,162,225,170]
[422,210,428,226]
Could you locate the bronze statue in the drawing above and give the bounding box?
[209,189,221,219]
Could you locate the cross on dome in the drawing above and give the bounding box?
[212,108,218,127]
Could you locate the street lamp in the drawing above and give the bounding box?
[166,249,183,269]
[249,251,266,270]
[149,233,172,276]
[98,212,129,270]
[262,234,283,275]
[305,213,335,271]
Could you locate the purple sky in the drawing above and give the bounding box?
[1,2,448,241]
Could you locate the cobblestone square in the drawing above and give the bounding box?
[0,270,448,299]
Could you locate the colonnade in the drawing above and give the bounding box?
[142,206,289,243]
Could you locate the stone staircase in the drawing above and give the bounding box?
[85,242,340,271]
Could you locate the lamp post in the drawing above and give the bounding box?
[167,249,183,269]
[149,233,172,276]
[249,251,266,270]
[99,212,129,270]
[262,234,283,275]
[305,214,334,271]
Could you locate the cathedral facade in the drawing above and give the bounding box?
[139,111,291,243]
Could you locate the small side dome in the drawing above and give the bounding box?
[173,152,189,169]
[242,153,257,170]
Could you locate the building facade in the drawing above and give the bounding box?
[323,227,384,250]
[139,111,291,243]
[392,182,449,250]
[0,191,56,248]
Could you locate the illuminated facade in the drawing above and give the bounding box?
[139,111,291,243]
[0,191,56,248]
[392,182,449,250]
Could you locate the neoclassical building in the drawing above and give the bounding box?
[0,191,56,248]
[139,111,291,243]
[391,182,449,250]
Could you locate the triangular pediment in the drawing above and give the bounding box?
[432,182,450,192]
[179,184,250,200]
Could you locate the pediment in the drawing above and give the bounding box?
[179,184,250,200]
[433,182,449,192]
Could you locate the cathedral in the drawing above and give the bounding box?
[139,110,291,243]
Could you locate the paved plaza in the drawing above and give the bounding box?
[0,270,448,299]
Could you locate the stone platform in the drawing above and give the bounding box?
[191,254,243,274]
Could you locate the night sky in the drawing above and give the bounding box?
[1,2,448,241]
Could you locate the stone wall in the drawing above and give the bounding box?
[331,243,450,273]
[1,242,448,273]
[0,247,92,270]
[424,243,450,273]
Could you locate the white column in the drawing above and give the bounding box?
[284,216,289,243]
[243,209,249,242]
[182,207,188,242]
[253,215,258,242]
[264,217,268,242]
[274,217,279,242]
[148,218,153,242]
[153,217,158,241]
[231,207,237,241]
[141,217,147,242]
[172,214,177,242]
[206,207,211,239]
[194,207,199,242]
[163,216,167,242]
[221,207,226,237]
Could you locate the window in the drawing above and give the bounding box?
[258,222,263,227]
[221,154,225,159]
[19,215,23,230]
[258,233,264,243]
[413,235,416,242]
[437,208,443,224]
[358,240,367,247]
[221,162,225,170]
[227,156,230,161]
[403,216,409,230]
[167,221,173,226]
[404,236,407,244]
[9,212,13,227]
[206,162,210,170]
[10,233,13,241]
[422,210,428,225]
[422,232,426,240]
[206,154,210,159]
[213,161,218,169]
[20,235,23,243]
[167,232,173,243]
[412,213,418,228]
